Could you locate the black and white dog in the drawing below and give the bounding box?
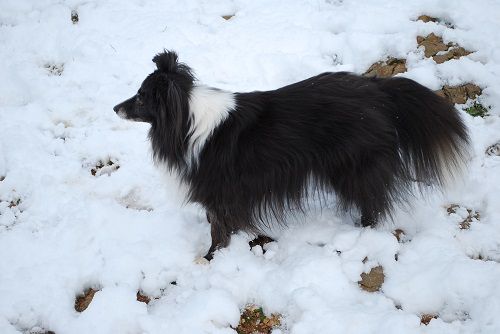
[114,51,469,260]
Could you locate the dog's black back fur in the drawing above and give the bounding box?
[114,51,470,259]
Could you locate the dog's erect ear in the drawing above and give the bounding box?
[152,50,196,86]
[153,50,180,72]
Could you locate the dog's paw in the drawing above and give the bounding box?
[194,257,210,265]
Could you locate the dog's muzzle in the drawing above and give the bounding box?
[113,105,127,119]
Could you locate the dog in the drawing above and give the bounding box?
[114,50,470,260]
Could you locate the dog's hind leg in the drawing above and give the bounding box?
[203,211,232,261]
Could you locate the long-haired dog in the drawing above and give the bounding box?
[114,51,470,260]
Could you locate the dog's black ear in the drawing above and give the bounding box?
[153,50,180,73]
[152,78,191,169]
[152,50,196,86]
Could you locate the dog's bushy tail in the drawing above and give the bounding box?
[379,77,470,189]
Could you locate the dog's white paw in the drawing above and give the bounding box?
[194,257,210,265]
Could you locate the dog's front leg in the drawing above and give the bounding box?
[203,211,231,261]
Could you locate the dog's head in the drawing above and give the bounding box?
[114,51,196,169]
[113,50,195,125]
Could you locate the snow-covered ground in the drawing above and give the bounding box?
[1,0,500,333]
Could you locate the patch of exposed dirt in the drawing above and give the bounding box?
[417,15,454,28]
[420,314,438,325]
[433,47,471,64]
[364,58,407,77]
[358,265,385,292]
[417,33,471,63]
[435,83,482,105]
[75,288,98,312]
[486,142,500,156]
[447,204,480,230]
[392,229,406,242]
[136,291,151,304]
[417,33,450,57]
[417,15,438,23]
[90,158,120,176]
[222,14,234,20]
[71,10,79,24]
[235,305,281,334]
[44,63,64,76]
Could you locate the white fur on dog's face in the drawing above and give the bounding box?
[187,86,235,165]
[116,108,127,119]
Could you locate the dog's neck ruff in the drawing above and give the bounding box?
[187,85,235,166]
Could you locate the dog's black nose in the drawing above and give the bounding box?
[113,105,119,112]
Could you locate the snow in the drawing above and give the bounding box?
[1,0,500,333]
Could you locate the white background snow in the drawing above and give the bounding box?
[1,0,500,333]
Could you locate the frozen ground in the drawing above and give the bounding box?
[1,0,500,333]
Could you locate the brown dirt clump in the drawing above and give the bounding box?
[417,33,471,63]
[417,15,438,23]
[392,229,406,242]
[417,15,454,28]
[75,288,98,312]
[136,291,151,304]
[235,305,281,334]
[420,314,438,325]
[364,58,407,77]
[358,265,385,292]
[417,33,450,58]
[447,204,480,230]
[435,83,482,105]
[433,46,471,64]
